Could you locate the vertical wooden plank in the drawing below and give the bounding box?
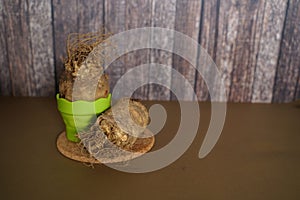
[272,0,300,103]
[216,0,237,101]
[52,0,78,83]
[170,0,201,101]
[104,0,126,94]
[0,0,12,95]
[227,0,265,102]
[215,0,263,102]
[251,0,288,103]
[105,0,126,34]
[125,0,152,100]
[198,0,219,61]
[29,0,55,96]
[195,0,219,101]
[215,0,240,101]
[296,76,300,100]
[2,0,33,96]
[77,0,104,33]
[149,0,176,100]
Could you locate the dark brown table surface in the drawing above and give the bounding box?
[0,97,299,200]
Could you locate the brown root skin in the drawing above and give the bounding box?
[78,99,150,153]
[59,73,109,101]
[98,99,150,149]
[59,31,111,101]
[65,31,111,75]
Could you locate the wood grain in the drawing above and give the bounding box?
[125,0,152,100]
[0,0,299,102]
[170,0,201,101]
[29,0,55,96]
[251,0,288,103]
[272,0,300,103]
[228,0,265,102]
[150,0,176,100]
[0,0,12,95]
[77,0,104,33]
[52,0,78,83]
[195,0,218,101]
[2,0,33,96]
[296,77,300,100]
[231,0,261,102]
[215,0,261,102]
[104,0,127,95]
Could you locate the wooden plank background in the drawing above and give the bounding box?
[0,0,299,103]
